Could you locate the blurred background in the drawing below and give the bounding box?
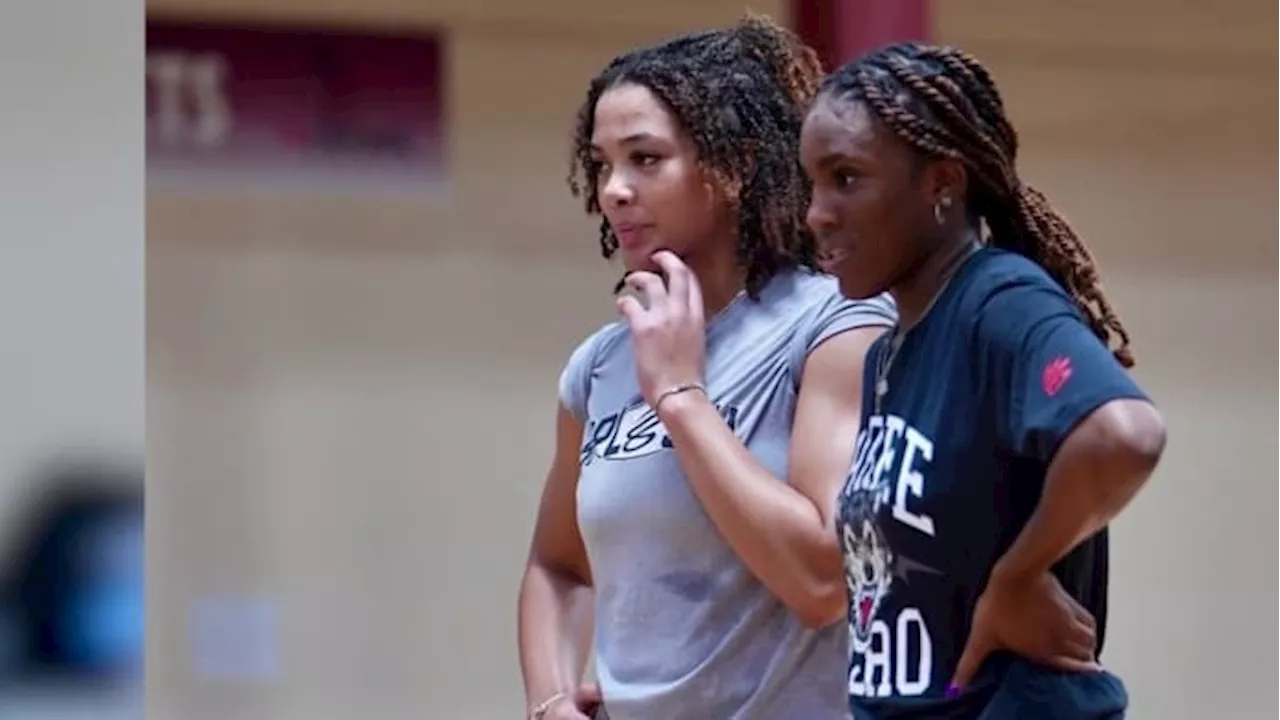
[0,1,145,717]
[0,0,1275,718]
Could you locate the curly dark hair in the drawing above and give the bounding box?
[821,43,1135,367]
[567,14,824,298]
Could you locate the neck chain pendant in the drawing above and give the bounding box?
[873,332,901,416]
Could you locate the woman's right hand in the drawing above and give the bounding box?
[519,404,597,720]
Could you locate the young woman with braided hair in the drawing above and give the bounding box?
[517,16,896,720]
[800,43,1166,718]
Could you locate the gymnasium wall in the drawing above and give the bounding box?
[0,5,144,559]
[142,0,1276,718]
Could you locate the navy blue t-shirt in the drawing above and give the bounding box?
[838,248,1149,719]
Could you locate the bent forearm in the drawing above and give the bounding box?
[518,562,594,710]
[657,391,844,626]
[995,400,1166,582]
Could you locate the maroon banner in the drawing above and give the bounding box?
[146,20,446,194]
[791,0,929,71]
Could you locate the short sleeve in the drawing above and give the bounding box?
[975,279,1149,462]
[557,328,605,423]
[789,291,896,388]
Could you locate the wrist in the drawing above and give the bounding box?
[989,554,1043,588]
[654,382,709,420]
[528,690,571,719]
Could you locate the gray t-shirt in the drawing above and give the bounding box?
[559,269,896,720]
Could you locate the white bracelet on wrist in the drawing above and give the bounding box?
[654,382,707,412]
[529,691,569,720]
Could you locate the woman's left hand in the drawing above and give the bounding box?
[615,251,707,408]
[949,568,1100,695]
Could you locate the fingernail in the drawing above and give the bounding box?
[945,684,962,698]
